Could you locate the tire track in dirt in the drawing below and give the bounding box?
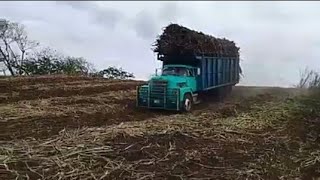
[0,77,148,140]
[0,86,283,141]
[0,76,293,142]
[0,81,143,103]
[0,75,109,86]
[0,76,311,179]
[0,100,174,141]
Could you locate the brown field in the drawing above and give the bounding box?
[0,76,319,179]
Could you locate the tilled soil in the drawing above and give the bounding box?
[0,76,317,179]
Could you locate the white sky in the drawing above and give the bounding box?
[1,1,320,87]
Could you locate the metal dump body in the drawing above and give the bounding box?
[196,55,240,91]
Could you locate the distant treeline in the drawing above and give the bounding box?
[0,19,134,79]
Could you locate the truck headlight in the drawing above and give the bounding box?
[177,82,187,87]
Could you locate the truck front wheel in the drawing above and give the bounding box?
[182,94,193,112]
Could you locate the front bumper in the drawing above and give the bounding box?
[136,86,180,111]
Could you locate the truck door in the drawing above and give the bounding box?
[185,68,197,92]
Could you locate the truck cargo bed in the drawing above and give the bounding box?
[159,54,241,92]
[196,55,240,91]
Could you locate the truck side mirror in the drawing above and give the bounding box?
[197,68,201,75]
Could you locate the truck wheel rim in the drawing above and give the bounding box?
[185,99,191,111]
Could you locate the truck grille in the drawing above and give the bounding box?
[137,80,180,110]
[150,80,167,95]
[149,80,167,108]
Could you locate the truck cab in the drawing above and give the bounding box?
[137,64,199,111]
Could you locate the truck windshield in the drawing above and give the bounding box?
[162,67,188,76]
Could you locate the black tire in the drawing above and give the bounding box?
[182,94,193,112]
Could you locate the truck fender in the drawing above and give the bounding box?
[179,87,193,102]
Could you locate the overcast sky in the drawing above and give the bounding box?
[1,1,320,87]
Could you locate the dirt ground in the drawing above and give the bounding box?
[0,76,319,179]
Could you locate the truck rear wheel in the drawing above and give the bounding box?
[182,94,193,112]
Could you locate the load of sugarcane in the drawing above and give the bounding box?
[153,24,240,57]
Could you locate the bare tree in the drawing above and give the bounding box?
[0,62,6,76]
[85,62,96,77]
[297,67,320,89]
[0,20,39,76]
